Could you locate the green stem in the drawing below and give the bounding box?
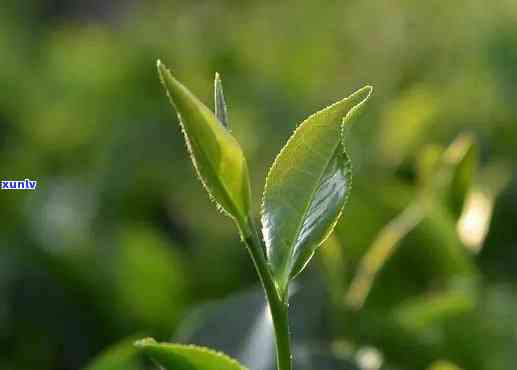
[241,219,292,370]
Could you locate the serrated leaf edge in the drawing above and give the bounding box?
[289,144,353,281]
[157,60,250,231]
[135,338,248,370]
[260,85,372,292]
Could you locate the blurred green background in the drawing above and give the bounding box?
[1,1,516,370]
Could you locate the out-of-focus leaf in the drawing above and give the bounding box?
[319,233,347,304]
[175,281,329,370]
[214,72,229,129]
[346,203,424,309]
[378,87,439,166]
[135,338,247,370]
[157,61,252,232]
[111,227,188,334]
[416,201,476,277]
[417,144,446,189]
[174,284,370,370]
[418,134,477,218]
[392,289,476,333]
[427,360,462,370]
[82,337,144,370]
[443,134,477,217]
[346,136,478,309]
[261,85,372,296]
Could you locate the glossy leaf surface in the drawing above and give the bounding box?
[261,86,372,295]
[157,61,251,230]
[135,338,246,370]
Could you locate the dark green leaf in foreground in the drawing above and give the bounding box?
[261,85,372,296]
[214,72,230,129]
[157,61,252,231]
[135,338,247,370]
[83,337,143,370]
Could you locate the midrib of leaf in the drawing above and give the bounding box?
[291,147,351,277]
[276,139,342,293]
[262,93,366,294]
[159,62,246,226]
[179,114,244,225]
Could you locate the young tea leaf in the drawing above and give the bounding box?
[214,72,230,129]
[157,61,252,232]
[261,85,372,296]
[135,338,247,370]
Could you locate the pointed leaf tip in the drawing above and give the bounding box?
[342,85,373,122]
[214,72,230,129]
[261,85,372,296]
[156,62,252,232]
[156,59,167,76]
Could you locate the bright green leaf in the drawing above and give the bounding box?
[214,72,229,129]
[135,338,247,370]
[261,85,372,296]
[157,61,252,232]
